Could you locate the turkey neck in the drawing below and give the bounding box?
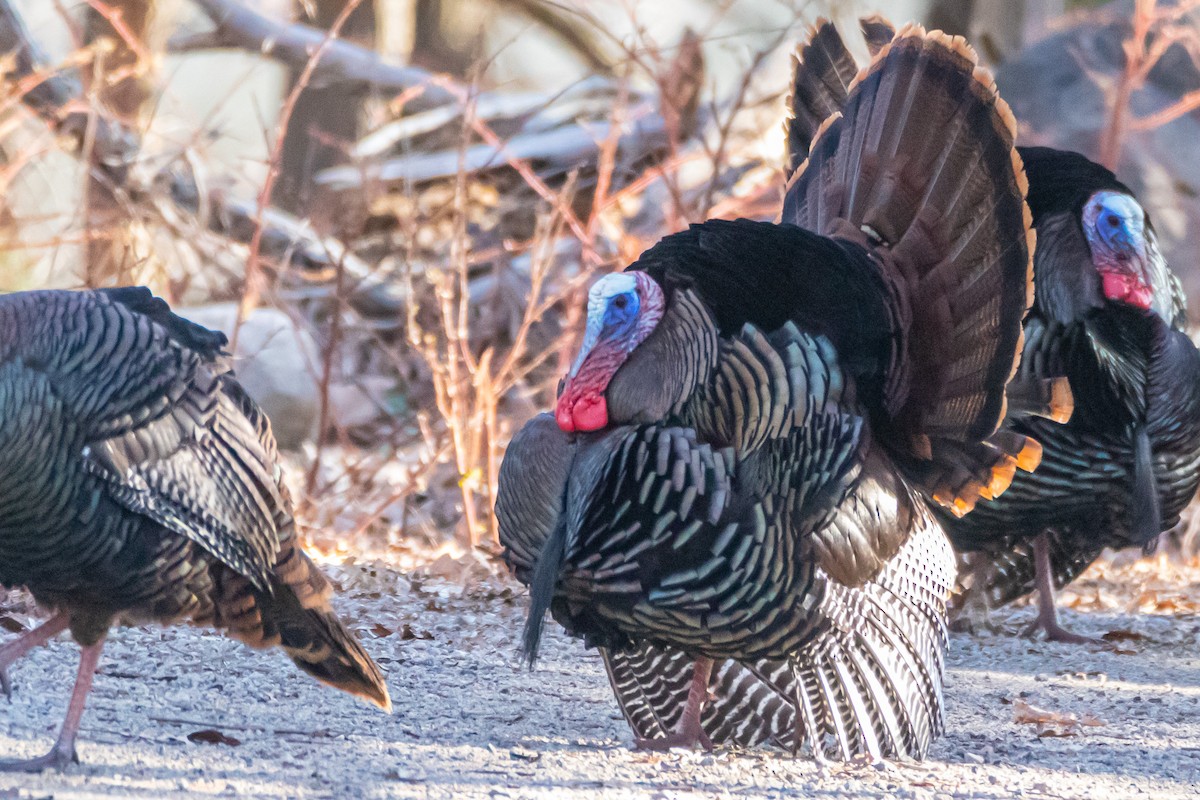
[604,289,719,425]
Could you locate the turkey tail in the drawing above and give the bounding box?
[783,25,1036,516]
[602,512,953,758]
[263,547,391,711]
[275,597,392,712]
[212,486,391,711]
[860,15,898,56]
[785,17,898,175]
[790,517,951,759]
[785,19,858,179]
[215,549,391,710]
[1004,376,1074,424]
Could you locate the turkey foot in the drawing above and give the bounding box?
[0,640,102,773]
[0,612,69,699]
[1023,534,1103,645]
[635,657,714,751]
[0,743,78,774]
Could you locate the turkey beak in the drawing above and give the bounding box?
[568,315,605,379]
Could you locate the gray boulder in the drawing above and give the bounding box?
[181,303,320,449]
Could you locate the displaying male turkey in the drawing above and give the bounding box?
[497,25,1037,758]
[783,17,1200,644]
[0,288,390,772]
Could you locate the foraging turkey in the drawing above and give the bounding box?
[497,25,1037,758]
[0,288,390,772]
[784,17,1200,644]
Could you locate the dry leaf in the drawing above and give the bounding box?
[187,729,242,747]
[0,615,24,633]
[401,623,433,641]
[371,623,394,638]
[1102,629,1146,642]
[1012,698,1104,737]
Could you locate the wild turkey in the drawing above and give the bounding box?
[497,25,1036,758]
[948,148,1200,641]
[784,17,1200,644]
[0,288,390,772]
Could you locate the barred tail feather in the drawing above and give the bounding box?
[280,604,392,712]
[261,549,391,711]
[785,18,859,178]
[600,518,952,759]
[860,15,898,56]
[792,520,951,759]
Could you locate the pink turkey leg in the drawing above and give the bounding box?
[635,657,714,751]
[0,611,69,699]
[0,639,104,772]
[1024,534,1102,645]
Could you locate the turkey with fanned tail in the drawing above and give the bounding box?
[0,288,390,772]
[787,15,1200,647]
[497,24,1036,759]
[781,15,1200,644]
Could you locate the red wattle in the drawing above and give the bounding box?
[555,397,576,432]
[570,394,608,432]
[554,391,609,433]
[1099,270,1152,311]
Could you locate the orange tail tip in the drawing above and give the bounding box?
[984,459,1018,501]
[1048,379,1074,424]
[1015,439,1043,472]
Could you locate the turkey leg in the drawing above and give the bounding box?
[1024,534,1101,645]
[0,612,69,698]
[635,657,714,751]
[0,639,104,772]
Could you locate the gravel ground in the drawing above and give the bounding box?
[0,556,1198,800]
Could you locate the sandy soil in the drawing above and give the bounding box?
[0,555,1198,800]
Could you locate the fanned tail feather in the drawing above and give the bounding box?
[601,517,953,759]
[1004,375,1074,424]
[783,24,1036,516]
[860,15,898,56]
[785,18,859,179]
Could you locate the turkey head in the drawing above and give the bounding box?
[556,272,664,432]
[1081,190,1170,318]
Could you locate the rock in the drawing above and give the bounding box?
[996,1,1200,311]
[180,303,319,448]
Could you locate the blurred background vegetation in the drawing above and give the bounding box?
[2,0,1199,565]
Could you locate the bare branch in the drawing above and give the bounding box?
[0,0,383,296]
[315,99,672,189]
[177,0,458,111]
